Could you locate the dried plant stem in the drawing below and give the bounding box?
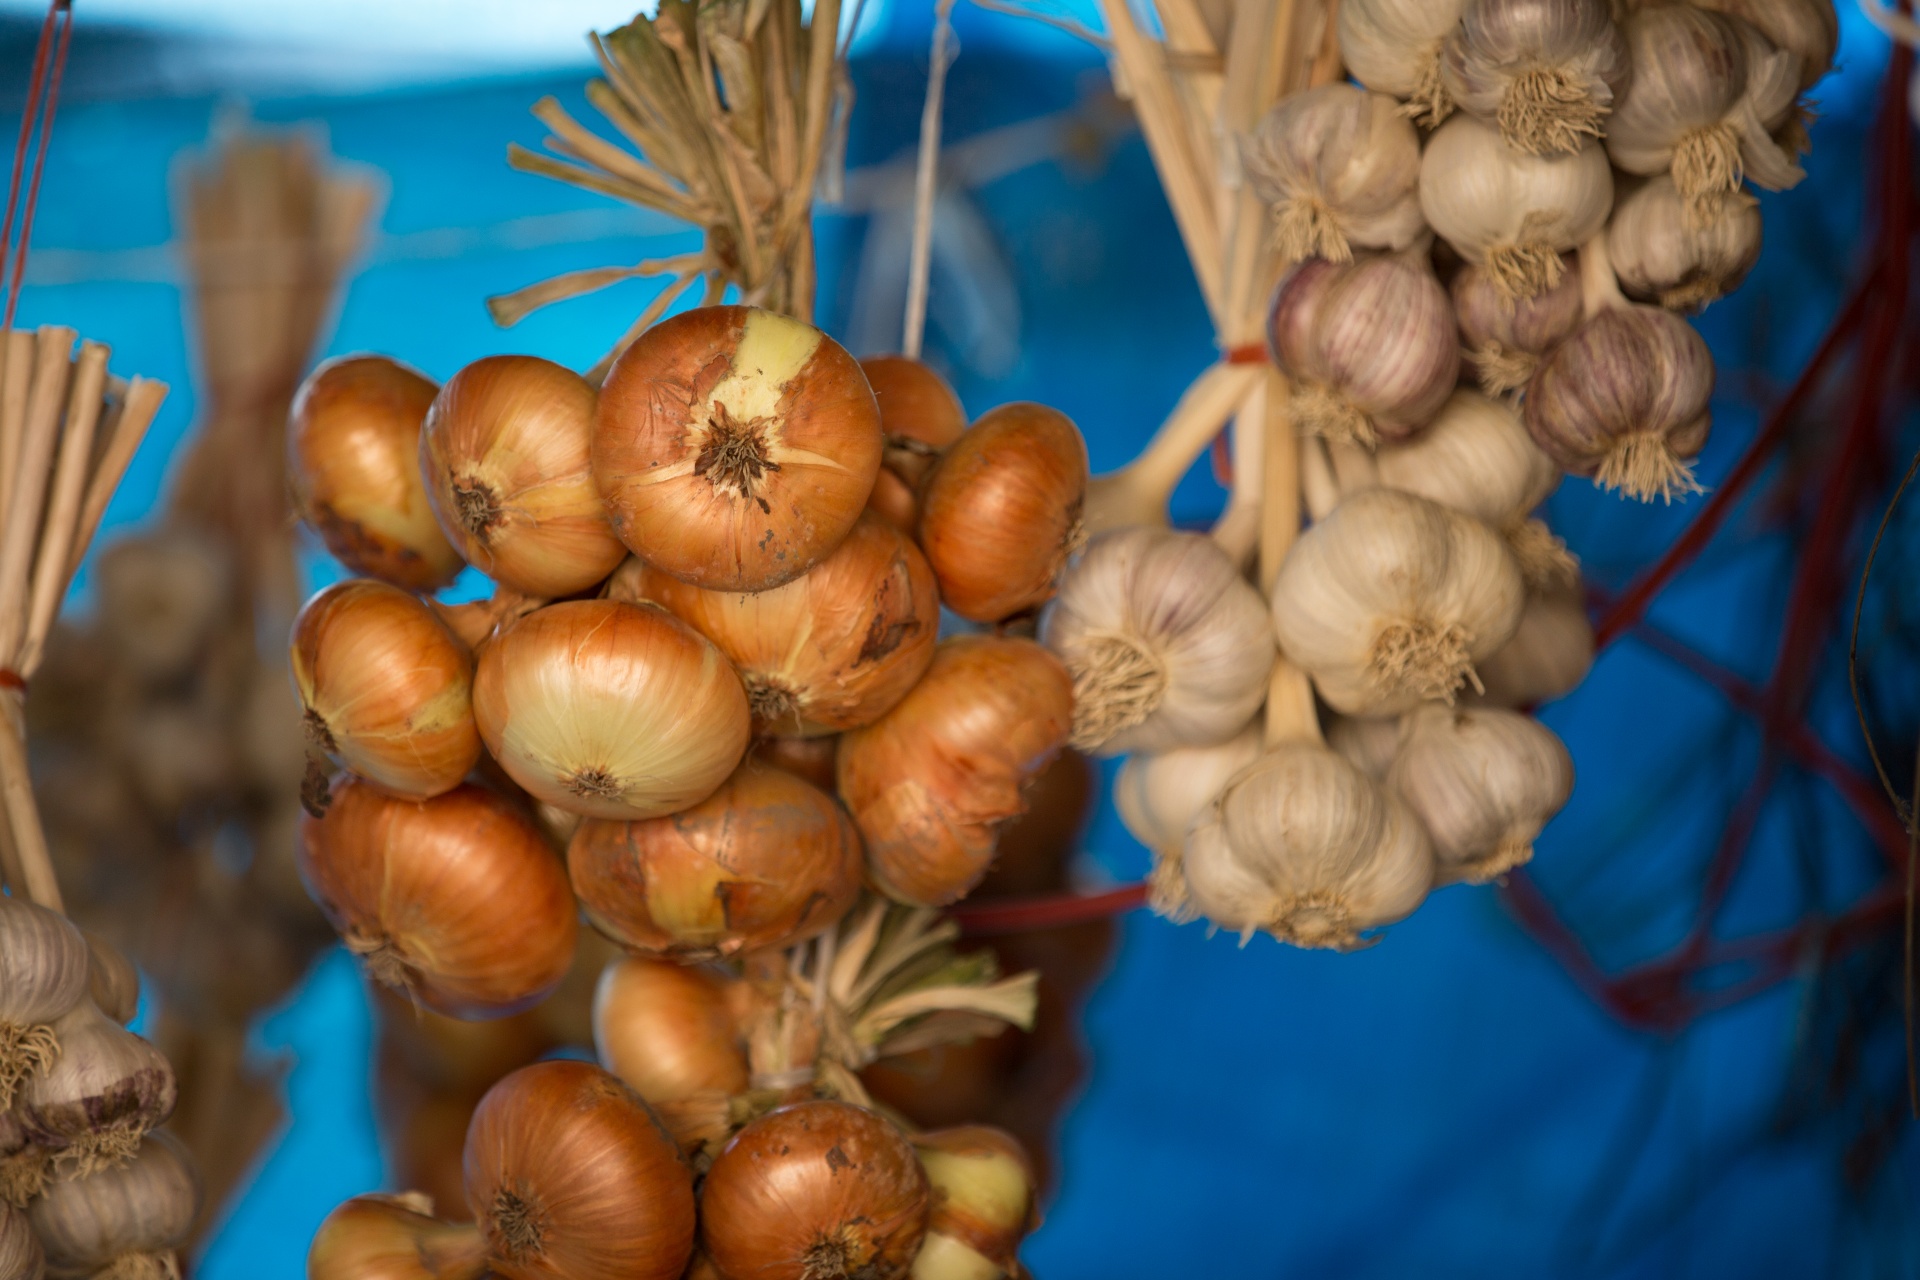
[0,327,75,667]
[1083,361,1260,534]
[20,341,107,674]
[65,378,166,581]
[0,693,57,910]
[1209,386,1266,567]
[0,332,29,532]
[1258,368,1320,746]
[903,0,957,359]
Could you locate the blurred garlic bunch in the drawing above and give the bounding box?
[1608,177,1762,311]
[1338,0,1471,125]
[1240,85,1425,263]
[1440,0,1631,155]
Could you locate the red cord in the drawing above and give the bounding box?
[2,1,73,331]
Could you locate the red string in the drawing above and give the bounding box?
[0,669,25,692]
[0,0,60,311]
[1223,343,1268,365]
[2,1,73,331]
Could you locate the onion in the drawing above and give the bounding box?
[918,404,1088,623]
[289,354,464,592]
[862,355,968,533]
[910,1127,1037,1280]
[569,759,860,959]
[750,734,839,791]
[595,305,883,592]
[472,599,751,820]
[291,579,481,800]
[308,1193,489,1280]
[27,1131,197,1280]
[592,957,748,1149]
[298,777,579,1018]
[700,1100,929,1280]
[18,1001,176,1176]
[838,637,1075,907]
[464,1060,695,1280]
[420,355,626,597]
[633,513,939,737]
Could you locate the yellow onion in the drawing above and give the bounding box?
[308,1193,489,1280]
[749,734,840,791]
[298,778,578,1018]
[838,637,1075,907]
[289,354,464,592]
[909,1127,1037,1280]
[19,1001,175,1176]
[701,1100,929,1280]
[569,759,860,959]
[472,599,750,820]
[464,1060,695,1280]
[917,404,1088,623]
[291,579,481,800]
[431,587,546,657]
[27,1131,196,1280]
[632,514,939,737]
[862,355,969,533]
[592,957,748,1149]
[595,305,883,592]
[420,355,626,597]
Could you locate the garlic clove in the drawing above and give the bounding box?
[1439,0,1631,156]
[1240,84,1426,264]
[1325,713,1404,781]
[1337,0,1471,126]
[1608,175,1762,312]
[1113,724,1263,921]
[27,1131,197,1280]
[1373,389,1561,527]
[1388,703,1574,882]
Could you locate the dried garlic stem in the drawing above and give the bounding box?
[1370,619,1479,704]
[1208,384,1266,567]
[1499,67,1609,156]
[1593,431,1705,503]
[1273,195,1352,264]
[1672,120,1745,212]
[1083,362,1259,534]
[1259,368,1322,748]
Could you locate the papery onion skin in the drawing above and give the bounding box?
[464,1060,694,1280]
[27,1131,197,1278]
[298,778,579,1018]
[838,637,1075,907]
[593,957,748,1152]
[917,404,1089,623]
[290,354,464,592]
[750,734,840,792]
[701,1100,930,1280]
[471,599,751,821]
[911,1127,1037,1280]
[420,355,626,597]
[595,305,883,592]
[292,579,482,800]
[569,760,861,959]
[308,1193,490,1280]
[863,355,968,532]
[640,513,939,737]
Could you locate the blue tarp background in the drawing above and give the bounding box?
[10,3,1920,1276]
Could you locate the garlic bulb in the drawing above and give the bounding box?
[1419,116,1614,300]
[1694,0,1836,91]
[1470,581,1594,707]
[1271,488,1526,715]
[28,1131,198,1280]
[1606,6,1803,214]
[1338,0,1470,125]
[1039,528,1274,755]
[1441,0,1631,155]
[1113,725,1262,921]
[0,1200,39,1280]
[1451,256,1584,395]
[3,1107,49,1208]
[1388,704,1573,882]
[1182,743,1435,948]
[19,1001,177,1176]
[1609,176,1762,312]
[1373,390,1576,589]
[1524,302,1714,502]
[1240,85,1425,263]
[1267,255,1459,448]
[0,896,91,1110]
[1326,713,1404,780]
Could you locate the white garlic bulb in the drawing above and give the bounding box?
[1451,257,1585,395]
[1372,390,1576,589]
[1240,85,1426,264]
[1114,725,1263,921]
[1606,6,1803,214]
[1420,115,1614,301]
[1388,703,1574,882]
[1271,488,1526,716]
[1470,581,1594,707]
[1041,527,1274,755]
[1609,175,1762,312]
[1440,0,1631,156]
[1338,0,1470,126]
[1693,0,1836,91]
[1182,743,1435,949]
[1325,713,1403,780]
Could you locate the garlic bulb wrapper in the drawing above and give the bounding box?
[635,514,939,738]
[1337,0,1470,125]
[909,1127,1036,1280]
[1267,255,1459,448]
[1439,0,1630,156]
[1419,117,1613,301]
[1523,304,1713,502]
[290,354,462,592]
[1182,744,1435,948]
[1389,704,1574,882]
[1326,714,1404,781]
[291,579,481,801]
[308,1194,490,1280]
[419,355,626,597]
[297,778,579,1018]
[596,305,884,592]
[1609,177,1761,311]
[1239,85,1425,263]
[593,958,748,1127]
[471,599,751,821]
[917,403,1089,623]
[838,637,1075,907]
[0,1201,40,1280]
[27,1132,196,1280]
[463,1060,695,1280]
[1040,527,1272,755]
[568,760,861,959]
[0,896,91,1110]
[701,1101,930,1280]
[84,933,141,1028]
[1451,256,1585,395]
[862,355,968,533]
[19,1001,176,1175]
[1471,581,1595,707]
[1372,390,1575,589]
[1271,488,1525,715]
